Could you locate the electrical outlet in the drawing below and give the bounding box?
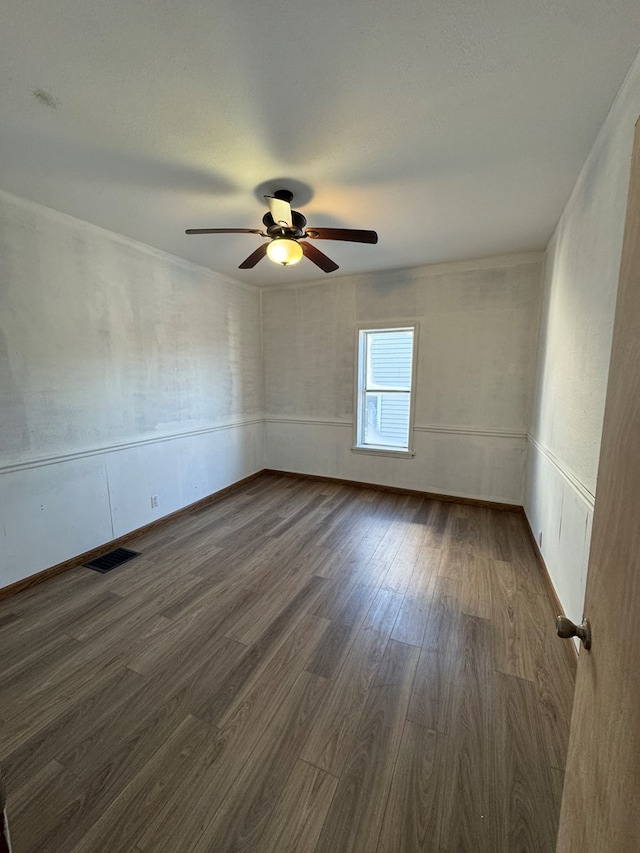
[151,495,159,509]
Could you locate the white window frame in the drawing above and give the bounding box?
[352,322,418,457]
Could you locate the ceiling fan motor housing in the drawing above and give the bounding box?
[272,189,294,203]
[262,209,307,239]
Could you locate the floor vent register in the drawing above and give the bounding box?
[84,548,140,574]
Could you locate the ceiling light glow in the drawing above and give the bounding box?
[266,238,303,266]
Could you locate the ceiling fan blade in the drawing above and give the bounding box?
[264,195,293,228]
[185,228,263,235]
[305,227,378,244]
[301,241,339,273]
[238,243,269,269]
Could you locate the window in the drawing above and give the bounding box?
[354,325,417,454]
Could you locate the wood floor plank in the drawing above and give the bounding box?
[0,609,170,750]
[1,667,144,790]
[407,577,462,733]
[376,721,445,853]
[0,632,81,703]
[313,639,420,853]
[300,626,393,776]
[494,672,559,852]
[380,511,429,594]
[215,612,330,730]
[315,492,379,552]
[362,587,405,634]
[190,671,329,853]
[67,715,211,853]
[256,759,338,853]
[62,586,174,643]
[0,474,574,853]
[224,569,321,645]
[504,510,548,596]
[268,492,328,535]
[2,612,171,727]
[361,504,414,587]
[160,571,257,626]
[421,499,451,549]
[436,544,465,581]
[56,636,241,786]
[446,503,483,555]
[7,759,88,853]
[551,767,565,809]
[325,580,379,628]
[459,552,493,619]
[58,672,208,785]
[485,508,513,561]
[133,723,235,852]
[134,619,329,852]
[439,614,499,853]
[0,611,21,636]
[0,590,108,668]
[491,558,537,681]
[0,657,133,760]
[194,579,327,724]
[390,544,437,647]
[232,534,319,594]
[305,619,357,679]
[6,568,104,620]
[108,570,206,614]
[312,514,391,585]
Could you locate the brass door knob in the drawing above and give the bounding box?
[556,616,592,651]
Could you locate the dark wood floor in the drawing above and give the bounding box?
[0,473,576,852]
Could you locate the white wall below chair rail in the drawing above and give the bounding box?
[0,420,264,589]
[265,417,526,504]
[525,435,594,630]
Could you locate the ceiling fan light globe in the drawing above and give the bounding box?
[267,238,303,266]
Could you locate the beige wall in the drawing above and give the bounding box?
[0,191,264,588]
[263,254,542,503]
[525,49,640,625]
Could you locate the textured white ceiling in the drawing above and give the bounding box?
[1,0,639,286]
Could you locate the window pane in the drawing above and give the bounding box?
[366,330,414,390]
[363,392,410,448]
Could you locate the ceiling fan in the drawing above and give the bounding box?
[185,189,378,273]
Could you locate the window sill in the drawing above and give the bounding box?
[351,445,415,459]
